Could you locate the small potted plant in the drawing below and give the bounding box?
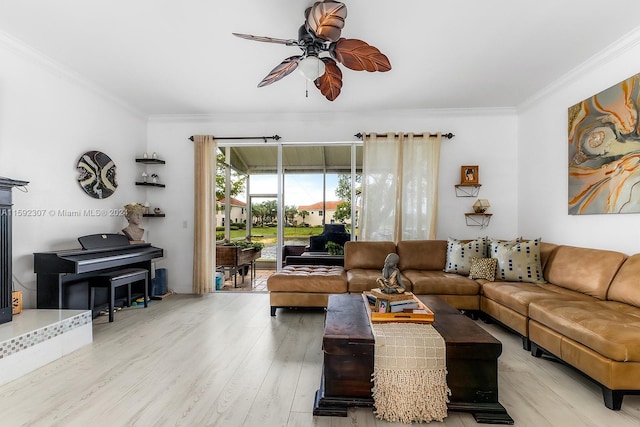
[325,241,344,256]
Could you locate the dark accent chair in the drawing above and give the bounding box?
[308,224,351,252]
[281,244,307,267]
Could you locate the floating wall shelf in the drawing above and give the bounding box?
[455,184,481,197]
[136,182,165,188]
[136,158,165,164]
[465,213,492,228]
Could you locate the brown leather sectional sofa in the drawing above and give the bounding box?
[344,239,640,411]
[268,239,640,410]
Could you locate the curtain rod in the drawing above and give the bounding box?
[188,135,281,142]
[355,132,454,140]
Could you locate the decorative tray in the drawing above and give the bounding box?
[362,292,435,324]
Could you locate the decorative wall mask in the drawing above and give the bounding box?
[77,151,117,199]
[568,73,640,214]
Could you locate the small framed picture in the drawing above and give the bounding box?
[376,299,389,313]
[461,165,479,185]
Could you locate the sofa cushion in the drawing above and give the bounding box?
[397,240,447,270]
[444,237,488,275]
[344,241,397,270]
[490,238,546,284]
[404,270,480,295]
[267,265,347,293]
[347,269,400,293]
[529,299,640,362]
[606,253,640,308]
[544,245,627,300]
[481,281,595,317]
[469,257,498,281]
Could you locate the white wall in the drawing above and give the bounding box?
[518,30,640,255]
[147,109,519,293]
[0,34,147,308]
[4,20,639,303]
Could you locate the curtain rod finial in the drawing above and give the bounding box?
[355,132,363,139]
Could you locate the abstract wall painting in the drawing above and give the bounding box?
[77,151,117,199]
[568,73,640,215]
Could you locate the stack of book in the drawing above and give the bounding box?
[367,289,421,313]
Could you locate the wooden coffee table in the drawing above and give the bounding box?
[313,294,513,424]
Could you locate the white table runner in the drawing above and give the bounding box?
[370,322,450,423]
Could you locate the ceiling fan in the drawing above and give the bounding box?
[233,0,391,101]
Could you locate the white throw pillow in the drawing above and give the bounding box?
[444,237,488,275]
[489,238,546,284]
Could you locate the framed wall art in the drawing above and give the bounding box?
[460,165,479,185]
[568,73,640,214]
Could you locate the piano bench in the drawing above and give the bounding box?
[90,268,148,322]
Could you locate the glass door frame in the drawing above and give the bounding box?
[217,140,362,270]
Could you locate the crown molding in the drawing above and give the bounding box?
[0,30,146,119]
[147,106,517,124]
[518,26,640,112]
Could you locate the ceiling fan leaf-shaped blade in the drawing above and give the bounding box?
[334,38,391,72]
[257,56,302,88]
[233,33,299,46]
[306,1,347,42]
[315,58,343,101]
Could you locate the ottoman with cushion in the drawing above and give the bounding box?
[267,265,348,316]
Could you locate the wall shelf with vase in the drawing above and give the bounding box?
[464,213,492,228]
[136,154,166,218]
[136,182,165,188]
[135,158,165,165]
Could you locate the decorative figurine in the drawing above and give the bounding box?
[376,253,406,294]
[151,173,158,184]
[122,203,145,242]
[141,171,148,183]
[152,152,158,159]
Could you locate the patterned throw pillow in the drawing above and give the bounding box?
[489,238,546,284]
[468,257,498,281]
[444,237,488,275]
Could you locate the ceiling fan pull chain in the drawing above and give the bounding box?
[305,79,309,98]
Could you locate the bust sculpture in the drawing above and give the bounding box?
[376,253,406,294]
[122,203,145,242]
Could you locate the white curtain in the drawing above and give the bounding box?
[360,132,442,242]
[192,135,217,294]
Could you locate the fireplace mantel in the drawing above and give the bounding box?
[0,177,29,325]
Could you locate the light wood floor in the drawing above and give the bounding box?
[1,293,639,426]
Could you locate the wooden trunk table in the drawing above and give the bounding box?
[313,294,513,424]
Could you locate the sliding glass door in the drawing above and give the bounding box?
[216,141,362,270]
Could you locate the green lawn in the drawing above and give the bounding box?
[228,226,323,242]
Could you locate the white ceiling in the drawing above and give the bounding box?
[1,0,640,117]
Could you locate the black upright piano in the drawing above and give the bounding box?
[34,233,164,310]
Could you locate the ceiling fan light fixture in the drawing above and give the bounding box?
[298,55,325,81]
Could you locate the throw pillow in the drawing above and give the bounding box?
[490,238,546,284]
[444,237,488,275]
[468,257,498,281]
